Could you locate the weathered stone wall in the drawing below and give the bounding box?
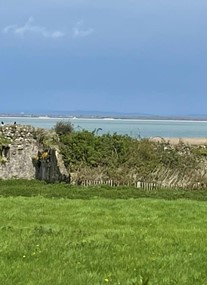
[0,124,69,182]
[35,149,69,183]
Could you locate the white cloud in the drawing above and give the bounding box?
[73,21,94,38]
[2,17,65,39]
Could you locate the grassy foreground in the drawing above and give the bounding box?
[0,181,207,284]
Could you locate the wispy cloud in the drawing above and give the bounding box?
[2,17,65,39]
[73,21,94,38]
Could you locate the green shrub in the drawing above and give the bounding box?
[54,121,74,136]
[57,129,205,185]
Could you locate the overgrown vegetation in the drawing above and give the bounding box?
[56,128,205,186]
[54,121,74,136]
[0,136,10,147]
[1,121,207,187]
[33,128,59,149]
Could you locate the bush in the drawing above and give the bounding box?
[54,121,74,136]
[58,129,204,185]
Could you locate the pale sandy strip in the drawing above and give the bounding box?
[150,137,207,145]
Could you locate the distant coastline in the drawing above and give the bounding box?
[1,112,207,121]
[1,115,207,138]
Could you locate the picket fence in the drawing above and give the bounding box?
[73,179,206,190]
[75,179,165,189]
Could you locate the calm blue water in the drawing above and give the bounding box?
[1,117,207,138]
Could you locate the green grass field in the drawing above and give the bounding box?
[0,181,207,285]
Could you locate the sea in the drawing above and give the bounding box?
[1,117,207,138]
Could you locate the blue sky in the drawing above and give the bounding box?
[1,0,207,115]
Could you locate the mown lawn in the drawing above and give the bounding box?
[0,186,207,284]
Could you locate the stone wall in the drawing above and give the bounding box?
[34,149,69,183]
[0,124,69,182]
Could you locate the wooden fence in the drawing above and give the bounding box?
[73,179,207,190]
[75,179,162,190]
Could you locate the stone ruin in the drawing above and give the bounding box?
[0,124,69,182]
